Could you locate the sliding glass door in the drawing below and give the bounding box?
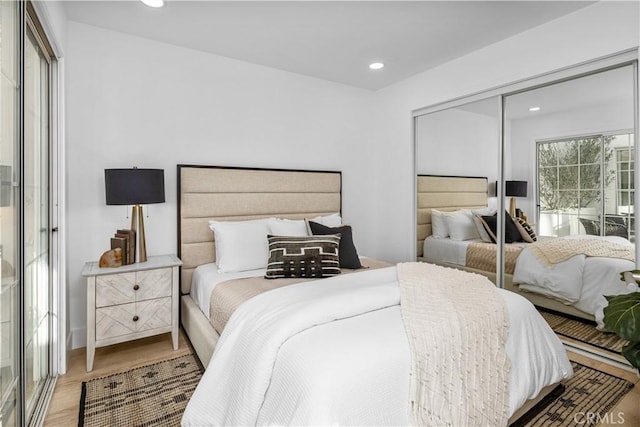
[23,18,51,422]
[0,1,54,425]
[0,1,20,425]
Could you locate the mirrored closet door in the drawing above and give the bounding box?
[415,56,638,365]
[503,65,636,243]
[415,96,503,283]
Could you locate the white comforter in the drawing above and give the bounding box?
[513,235,636,328]
[182,266,572,426]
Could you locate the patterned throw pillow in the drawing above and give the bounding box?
[515,217,537,242]
[265,235,341,279]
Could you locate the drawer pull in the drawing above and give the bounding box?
[133,315,139,322]
[133,285,139,291]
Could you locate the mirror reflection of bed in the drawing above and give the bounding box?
[414,64,638,362]
[416,174,635,330]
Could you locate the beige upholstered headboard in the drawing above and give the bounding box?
[416,175,488,258]
[178,165,342,294]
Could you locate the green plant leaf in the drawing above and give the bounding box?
[602,292,640,342]
[621,341,640,370]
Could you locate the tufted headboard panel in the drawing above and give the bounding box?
[178,165,342,293]
[416,175,488,257]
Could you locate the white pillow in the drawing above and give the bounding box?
[208,218,271,273]
[472,207,495,216]
[268,218,308,236]
[309,213,342,227]
[430,209,448,239]
[444,209,480,241]
[306,213,342,234]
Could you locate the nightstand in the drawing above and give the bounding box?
[82,254,182,371]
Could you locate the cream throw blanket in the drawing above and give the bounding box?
[529,237,635,266]
[397,262,510,427]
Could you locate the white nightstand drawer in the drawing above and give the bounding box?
[136,268,172,301]
[95,268,172,307]
[95,297,172,341]
[96,272,136,307]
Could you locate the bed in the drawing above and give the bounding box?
[178,165,572,426]
[178,165,346,365]
[416,174,637,327]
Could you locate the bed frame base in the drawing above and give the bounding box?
[181,295,219,366]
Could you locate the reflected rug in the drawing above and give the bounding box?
[78,354,203,427]
[519,362,634,427]
[540,310,628,354]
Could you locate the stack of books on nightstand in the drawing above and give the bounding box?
[110,229,136,265]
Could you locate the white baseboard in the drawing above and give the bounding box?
[72,327,87,349]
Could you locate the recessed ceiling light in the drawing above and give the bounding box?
[369,62,385,70]
[529,106,541,112]
[141,0,164,8]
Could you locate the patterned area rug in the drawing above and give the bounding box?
[519,362,634,427]
[78,355,633,427]
[540,310,628,354]
[79,354,203,427]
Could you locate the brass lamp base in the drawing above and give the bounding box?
[509,197,516,218]
[130,205,147,263]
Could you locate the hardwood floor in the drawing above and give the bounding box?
[44,331,192,426]
[44,331,639,426]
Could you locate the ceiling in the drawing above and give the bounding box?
[63,1,595,91]
[455,65,634,120]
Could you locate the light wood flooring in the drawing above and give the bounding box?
[44,330,639,426]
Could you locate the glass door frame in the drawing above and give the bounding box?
[22,12,54,427]
[20,2,57,426]
[0,2,60,425]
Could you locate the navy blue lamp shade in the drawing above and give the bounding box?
[505,180,527,218]
[105,168,165,205]
[505,181,527,198]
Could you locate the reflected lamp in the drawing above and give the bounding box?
[506,180,527,218]
[105,168,165,262]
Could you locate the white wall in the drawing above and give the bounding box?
[66,22,375,348]
[415,107,499,181]
[370,0,640,263]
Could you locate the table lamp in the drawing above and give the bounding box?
[506,180,527,218]
[105,168,165,262]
